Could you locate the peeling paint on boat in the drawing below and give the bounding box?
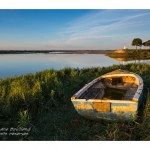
[93,102,110,112]
[75,104,93,110]
[112,106,136,112]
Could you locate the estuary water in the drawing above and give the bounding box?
[0,53,149,78]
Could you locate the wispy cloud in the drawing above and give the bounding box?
[60,10,150,34]
[47,10,150,49]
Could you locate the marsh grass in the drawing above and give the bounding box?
[0,63,150,140]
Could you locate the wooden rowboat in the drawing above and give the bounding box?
[71,69,143,121]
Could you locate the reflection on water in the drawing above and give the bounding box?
[0,54,118,78]
[107,55,150,65]
[1,53,150,78]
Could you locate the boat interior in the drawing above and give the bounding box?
[79,76,138,100]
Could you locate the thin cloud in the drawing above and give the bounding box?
[47,10,150,49]
[62,10,150,36]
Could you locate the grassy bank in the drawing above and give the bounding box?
[106,49,150,58]
[0,64,150,140]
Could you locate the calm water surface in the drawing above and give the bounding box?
[0,53,149,78]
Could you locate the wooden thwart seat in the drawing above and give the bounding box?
[79,76,138,100]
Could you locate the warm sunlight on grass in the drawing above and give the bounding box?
[0,63,150,140]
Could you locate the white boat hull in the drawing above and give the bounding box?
[71,69,143,121]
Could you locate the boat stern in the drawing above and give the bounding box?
[71,99,138,121]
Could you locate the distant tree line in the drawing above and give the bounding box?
[132,38,150,50]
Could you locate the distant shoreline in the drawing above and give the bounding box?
[0,50,113,54]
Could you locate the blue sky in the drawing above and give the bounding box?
[0,9,150,50]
